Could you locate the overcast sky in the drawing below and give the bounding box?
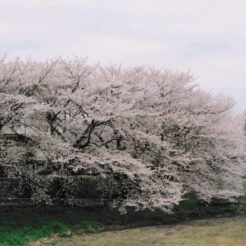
[0,0,245,112]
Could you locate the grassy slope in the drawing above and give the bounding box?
[0,195,245,246]
[0,220,103,246]
[0,208,103,246]
[33,216,246,246]
[0,161,244,246]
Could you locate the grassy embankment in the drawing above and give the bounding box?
[0,208,104,246]
[33,216,246,246]
[1,199,245,246]
[1,181,246,246]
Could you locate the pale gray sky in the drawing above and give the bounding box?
[0,0,245,112]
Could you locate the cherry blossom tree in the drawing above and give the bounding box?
[0,56,245,212]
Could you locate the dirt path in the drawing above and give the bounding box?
[30,216,246,246]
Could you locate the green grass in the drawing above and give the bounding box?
[0,221,68,246]
[0,220,103,246]
[0,196,245,246]
[42,216,246,246]
[0,208,103,246]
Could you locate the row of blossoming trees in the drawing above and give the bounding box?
[0,55,245,212]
